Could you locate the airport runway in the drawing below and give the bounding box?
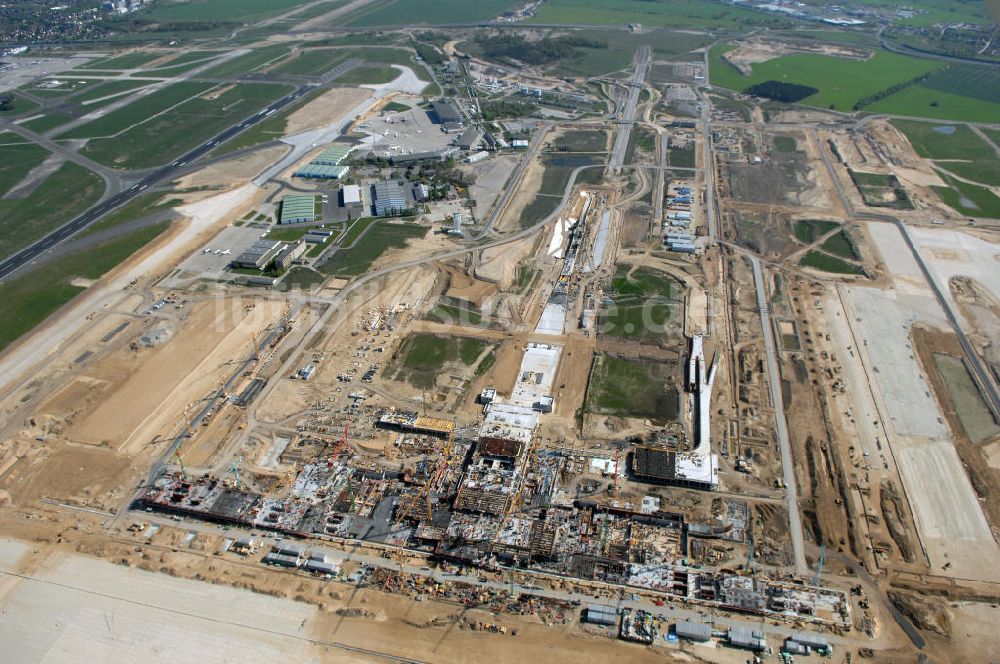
[0,83,315,283]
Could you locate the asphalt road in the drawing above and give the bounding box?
[0,83,316,283]
[608,46,650,174]
[750,255,809,576]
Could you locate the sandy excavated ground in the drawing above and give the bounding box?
[724,39,871,75]
[285,86,373,135]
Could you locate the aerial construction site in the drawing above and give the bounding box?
[1,4,1000,664]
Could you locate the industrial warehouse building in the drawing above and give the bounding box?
[232,239,284,269]
[341,184,363,209]
[456,127,481,151]
[279,195,319,224]
[429,98,462,125]
[293,164,349,180]
[371,180,407,216]
[274,241,307,270]
[294,143,354,179]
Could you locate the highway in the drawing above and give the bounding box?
[608,46,650,174]
[0,83,316,283]
[750,255,809,576]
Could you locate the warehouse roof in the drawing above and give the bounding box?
[294,164,349,179]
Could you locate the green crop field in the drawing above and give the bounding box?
[0,162,105,259]
[77,83,292,169]
[199,45,292,77]
[0,143,49,196]
[319,222,424,275]
[336,65,400,85]
[932,174,1000,219]
[793,219,839,244]
[144,0,314,22]
[0,221,170,352]
[548,29,711,77]
[798,250,864,274]
[528,0,794,29]
[345,0,518,26]
[585,354,678,421]
[710,44,944,111]
[890,120,1000,186]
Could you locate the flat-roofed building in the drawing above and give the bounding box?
[232,239,284,269]
[341,184,363,209]
[429,98,462,125]
[274,240,307,270]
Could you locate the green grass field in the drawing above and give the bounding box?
[59,82,213,139]
[143,0,314,22]
[391,333,490,388]
[425,303,484,326]
[793,219,839,244]
[931,173,1000,219]
[520,154,601,228]
[0,221,169,352]
[76,83,292,169]
[890,120,1000,186]
[773,136,798,153]
[584,353,678,421]
[271,48,353,76]
[80,192,181,237]
[553,130,608,153]
[21,111,74,134]
[820,230,859,260]
[214,87,326,154]
[599,265,680,339]
[0,143,49,196]
[77,52,163,70]
[319,222,424,275]
[199,45,291,77]
[545,29,711,77]
[0,93,39,117]
[0,162,105,259]
[710,44,944,111]
[346,0,518,26]
[70,79,153,105]
[868,85,1000,124]
[528,0,794,29]
[336,65,400,85]
[798,250,864,274]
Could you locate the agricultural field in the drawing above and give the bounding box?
[584,353,678,421]
[820,230,859,260]
[710,44,944,111]
[74,83,293,169]
[344,0,519,27]
[319,222,424,276]
[388,333,492,388]
[0,162,105,259]
[546,29,711,77]
[868,85,1000,125]
[528,0,795,30]
[890,120,1000,187]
